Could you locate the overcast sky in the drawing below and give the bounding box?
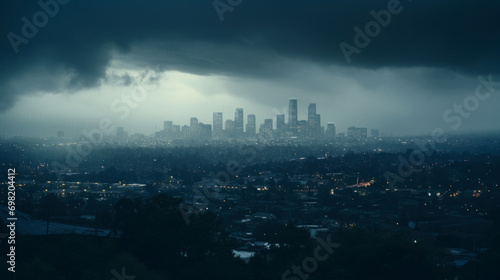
[1,0,499,137]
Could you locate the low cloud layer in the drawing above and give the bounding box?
[1,0,499,135]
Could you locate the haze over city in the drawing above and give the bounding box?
[2,1,500,280]
[1,0,499,137]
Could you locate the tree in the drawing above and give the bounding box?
[40,193,63,235]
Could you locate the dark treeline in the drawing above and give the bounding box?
[2,194,499,279]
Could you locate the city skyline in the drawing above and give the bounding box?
[3,90,497,139]
[1,2,500,279]
[57,98,382,139]
[1,2,500,138]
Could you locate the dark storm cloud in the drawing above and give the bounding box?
[1,0,499,111]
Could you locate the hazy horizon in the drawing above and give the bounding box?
[1,0,499,137]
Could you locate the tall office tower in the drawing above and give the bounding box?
[326,123,336,138]
[264,118,273,130]
[199,123,212,140]
[371,129,379,138]
[288,98,298,132]
[297,120,307,135]
[315,114,321,136]
[173,125,181,138]
[276,114,286,133]
[190,117,198,128]
[308,103,317,134]
[164,121,173,132]
[234,108,244,137]
[347,126,367,138]
[190,117,199,138]
[246,114,256,137]
[359,127,368,138]
[213,112,223,138]
[260,119,273,136]
[181,125,190,138]
[163,121,173,137]
[225,119,234,138]
[116,127,128,138]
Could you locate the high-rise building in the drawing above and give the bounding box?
[297,120,307,135]
[347,126,367,138]
[173,125,181,138]
[246,114,256,137]
[164,121,173,132]
[326,123,336,138]
[181,125,190,138]
[276,114,286,133]
[308,103,317,131]
[307,104,322,137]
[190,117,199,138]
[288,98,298,132]
[315,114,321,136]
[264,119,273,130]
[371,129,379,138]
[213,112,223,138]
[234,108,244,137]
[163,121,173,138]
[116,127,128,138]
[225,119,234,137]
[190,117,198,128]
[260,119,273,136]
[199,123,212,140]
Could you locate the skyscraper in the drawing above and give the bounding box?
[190,117,199,138]
[199,123,212,140]
[289,98,298,132]
[181,125,190,138]
[264,119,273,130]
[246,114,256,137]
[308,103,318,137]
[225,119,234,137]
[190,117,198,128]
[173,125,181,138]
[234,108,244,137]
[308,103,316,129]
[276,114,286,133]
[297,120,307,135]
[347,126,367,138]
[315,114,321,136]
[163,121,174,133]
[213,112,223,138]
[326,123,336,138]
[163,121,173,138]
[164,121,173,131]
[116,127,128,138]
[260,118,273,137]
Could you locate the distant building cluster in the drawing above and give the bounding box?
[58,99,380,141]
[153,99,380,140]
